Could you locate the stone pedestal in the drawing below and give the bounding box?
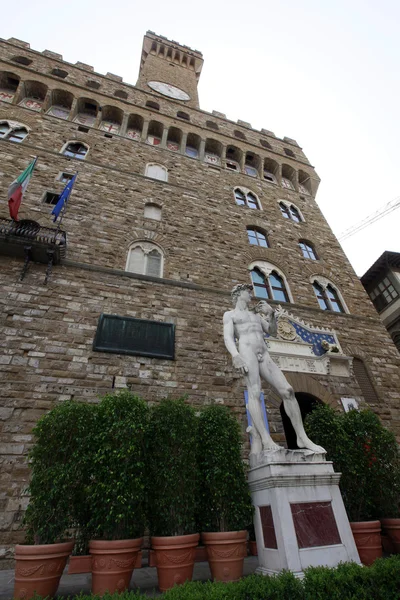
[248,449,360,577]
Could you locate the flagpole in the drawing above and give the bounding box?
[52,172,77,241]
[46,173,77,285]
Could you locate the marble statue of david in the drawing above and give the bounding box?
[223,283,324,455]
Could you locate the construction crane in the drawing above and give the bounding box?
[338,195,400,242]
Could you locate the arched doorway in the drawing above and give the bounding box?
[280,393,323,449]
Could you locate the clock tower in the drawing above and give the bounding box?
[136,31,203,109]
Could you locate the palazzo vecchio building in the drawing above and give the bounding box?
[0,32,399,564]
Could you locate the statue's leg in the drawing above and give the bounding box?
[245,354,280,452]
[259,354,325,453]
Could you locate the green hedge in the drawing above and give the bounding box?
[65,556,400,600]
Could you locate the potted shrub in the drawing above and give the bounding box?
[146,398,199,592]
[86,391,148,595]
[305,405,400,565]
[197,405,253,581]
[14,401,91,599]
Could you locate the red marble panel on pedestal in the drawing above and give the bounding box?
[259,505,278,549]
[290,501,341,548]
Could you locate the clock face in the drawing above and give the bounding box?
[147,81,190,101]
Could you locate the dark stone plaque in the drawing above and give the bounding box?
[259,505,278,549]
[290,501,341,549]
[93,313,175,359]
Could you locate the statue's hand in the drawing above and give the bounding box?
[233,354,248,375]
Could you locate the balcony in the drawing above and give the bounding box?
[0,218,67,281]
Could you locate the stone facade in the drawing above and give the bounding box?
[0,32,399,566]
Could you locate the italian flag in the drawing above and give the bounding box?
[8,157,37,221]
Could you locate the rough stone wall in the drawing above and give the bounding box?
[0,36,399,566]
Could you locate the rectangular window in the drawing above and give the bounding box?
[58,172,74,184]
[93,314,175,359]
[43,192,60,205]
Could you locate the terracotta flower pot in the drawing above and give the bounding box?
[248,540,258,556]
[14,540,74,600]
[151,533,199,592]
[350,521,382,566]
[381,534,395,555]
[380,518,400,553]
[68,554,92,574]
[89,537,143,595]
[202,530,247,582]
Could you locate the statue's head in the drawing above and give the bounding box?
[231,283,253,305]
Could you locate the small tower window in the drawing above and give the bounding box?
[62,141,88,160]
[299,241,317,260]
[145,163,168,181]
[247,228,269,247]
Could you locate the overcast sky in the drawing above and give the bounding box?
[2,0,399,276]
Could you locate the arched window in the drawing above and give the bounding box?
[51,68,68,79]
[12,56,32,66]
[0,71,20,103]
[47,89,73,120]
[126,114,143,141]
[100,106,123,134]
[263,158,279,184]
[0,121,29,143]
[177,111,190,121]
[185,132,200,158]
[353,358,379,402]
[250,268,290,302]
[299,241,317,260]
[260,139,272,150]
[279,202,291,219]
[62,141,88,160]
[206,120,218,130]
[312,278,346,313]
[247,227,269,247]
[145,163,168,181]
[74,98,98,126]
[284,147,295,158]
[146,100,160,110]
[234,130,246,140]
[144,203,162,221]
[19,80,47,111]
[234,188,261,210]
[281,164,296,190]
[126,243,163,277]
[114,89,128,100]
[279,201,303,222]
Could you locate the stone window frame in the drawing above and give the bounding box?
[299,239,318,260]
[125,241,164,278]
[249,260,293,303]
[60,140,89,160]
[56,171,75,184]
[144,202,162,221]
[278,200,304,223]
[0,120,30,143]
[247,226,269,248]
[145,163,168,182]
[234,187,262,211]
[310,275,349,314]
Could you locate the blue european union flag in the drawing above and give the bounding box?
[51,173,77,222]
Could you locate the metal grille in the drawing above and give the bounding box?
[353,358,378,403]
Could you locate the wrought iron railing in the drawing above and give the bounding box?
[0,218,67,282]
[0,218,66,252]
